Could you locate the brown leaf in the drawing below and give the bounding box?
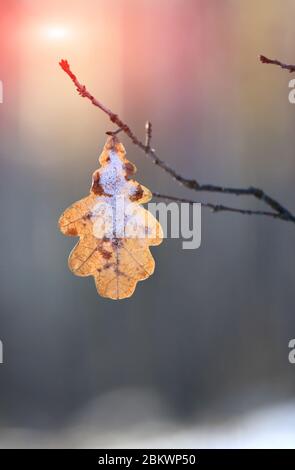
[59,135,163,300]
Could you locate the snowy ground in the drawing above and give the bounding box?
[1,391,295,448]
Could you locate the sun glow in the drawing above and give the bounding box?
[44,25,69,40]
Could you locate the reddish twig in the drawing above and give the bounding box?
[260,54,295,73]
[59,59,295,224]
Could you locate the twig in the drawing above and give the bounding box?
[59,59,295,224]
[260,54,295,73]
[153,193,292,222]
[188,183,294,218]
[106,128,123,136]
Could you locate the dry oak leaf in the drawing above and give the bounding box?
[59,135,163,300]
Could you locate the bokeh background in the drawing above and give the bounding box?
[1,0,295,448]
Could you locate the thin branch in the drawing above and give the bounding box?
[189,183,294,219]
[59,59,295,224]
[260,54,295,73]
[153,193,292,222]
[106,128,124,136]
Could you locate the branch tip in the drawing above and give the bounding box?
[259,54,295,73]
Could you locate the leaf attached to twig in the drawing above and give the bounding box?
[59,135,163,300]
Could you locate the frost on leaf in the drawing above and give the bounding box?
[59,135,163,300]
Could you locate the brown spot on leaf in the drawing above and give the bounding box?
[104,262,113,269]
[97,246,112,260]
[91,171,111,196]
[66,226,78,236]
[124,162,135,177]
[130,184,144,202]
[91,171,105,196]
[111,238,122,248]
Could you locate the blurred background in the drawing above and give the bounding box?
[1,0,295,448]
